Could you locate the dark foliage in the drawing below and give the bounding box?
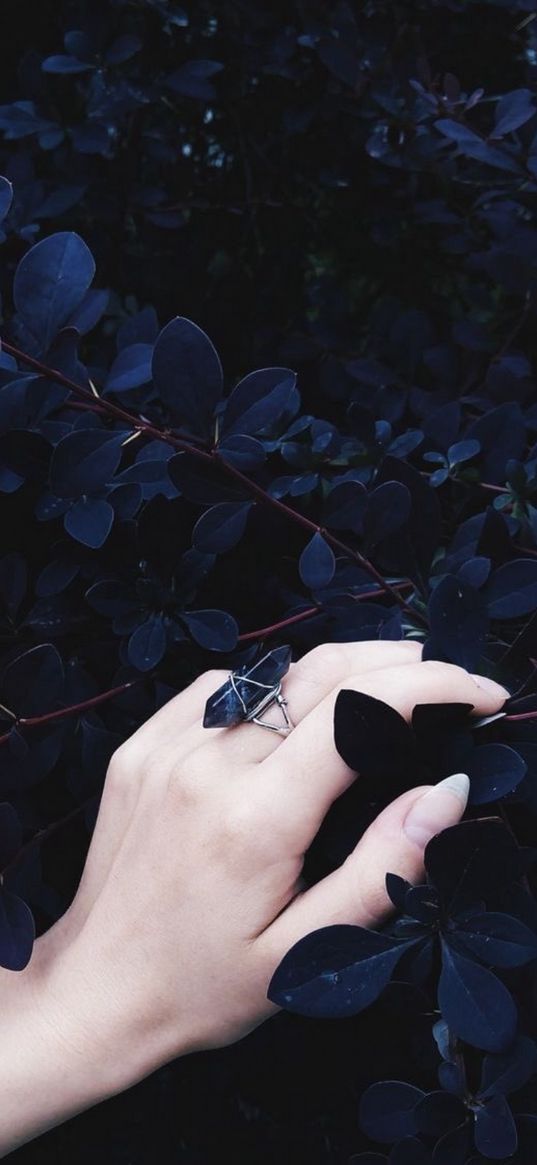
[3,0,537,1161]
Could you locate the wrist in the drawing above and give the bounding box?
[27,916,193,1096]
[0,927,125,1157]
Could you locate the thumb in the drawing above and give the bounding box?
[260,774,469,960]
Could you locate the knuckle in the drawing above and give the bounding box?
[168,747,217,805]
[107,741,137,782]
[420,659,467,681]
[295,642,345,682]
[219,801,261,848]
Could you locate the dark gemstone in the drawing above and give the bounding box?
[202,644,293,728]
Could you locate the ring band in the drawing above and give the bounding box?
[202,644,294,735]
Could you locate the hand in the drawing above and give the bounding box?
[30,642,509,1070]
[1,640,509,1154]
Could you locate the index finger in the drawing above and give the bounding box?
[261,660,510,849]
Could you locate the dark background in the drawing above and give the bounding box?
[1,1,537,1161]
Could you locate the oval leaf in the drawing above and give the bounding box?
[299,531,335,588]
[13,232,96,352]
[438,941,517,1052]
[268,924,417,1018]
[152,317,224,437]
[192,501,253,553]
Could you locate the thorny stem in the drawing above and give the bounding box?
[1,338,428,627]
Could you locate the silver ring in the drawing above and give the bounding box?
[202,644,295,735]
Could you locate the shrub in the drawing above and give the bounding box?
[2,1,537,1161]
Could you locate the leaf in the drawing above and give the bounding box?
[438,941,517,1052]
[299,531,335,588]
[179,609,238,651]
[127,616,167,671]
[386,872,412,911]
[0,803,23,867]
[0,175,13,223]
[447,439,480,466]
[0,889,35,970]
[390,1139,432,1165]
[42,54,94,73]
[483,560,537,619]
[465,404,526,485]
[321,480,367,531]
[427,574,489,671]
[167,451,247,504]
[2,644,64,717]
[414,1091,465,1138]
[453,911,537,968]
[220,367,298,438]
[493,89,536,137]
[216,434,266,471]
[474,1095,517,1160]
[363,482,411,547]
[267,925,418,1018]
[192,501,253,552]
[466,743,527,805]
[106,343,154,392]
[424,819,524,912]
[333,688,418,779]
[13,232,96,352]
[479,1036,537,1099]
[50,430,126,498]
[64,497,115,548]
[152,316,224,437]
[166,59,224,100]
[359,1081,425,1143]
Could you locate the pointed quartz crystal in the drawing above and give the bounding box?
[202,644,293,728]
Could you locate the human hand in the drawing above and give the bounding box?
[3,641,509,1154]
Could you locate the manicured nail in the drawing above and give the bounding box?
[469,673,511,698]
[403,773,470,848]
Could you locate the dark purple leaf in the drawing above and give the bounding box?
[414,1091,465,1138]
[483,560,537,619]
[299,531,335,588]
[268,925,418,1018]
[474,1095,517,1160]
[453,911,537,968]
[106,343,153,392]
[13,232,95,352]
[466,743,527,805]
[128,616,167,671]
[2,644,64,716]
[179,609,238,651]
[333,688,418,779]
[64,497,114,548]
[0,889,35,970]
[424,819,524,912]
[493,89,536,137]
[427,574,489,671]
[192,501,253,553]
[479,1036,537,1099]
[50,430,126,498]
[0,175,13,222]
[220,367,298,438]
[152,317,224,437]
[359,1081,424,1143]
[321,480,367,531]
[363,482,411,548]
[438,941,517,1052]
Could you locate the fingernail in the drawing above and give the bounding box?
[403,774,470,848]
[470,673,511,698]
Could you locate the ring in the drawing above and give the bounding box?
[202,644,295,735]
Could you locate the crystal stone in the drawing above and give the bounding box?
[202,644,293,728]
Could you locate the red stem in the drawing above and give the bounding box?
[1,338,428,627]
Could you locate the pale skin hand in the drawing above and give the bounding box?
[0,641,510,1155]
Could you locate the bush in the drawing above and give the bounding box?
[2,1,537,1161]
